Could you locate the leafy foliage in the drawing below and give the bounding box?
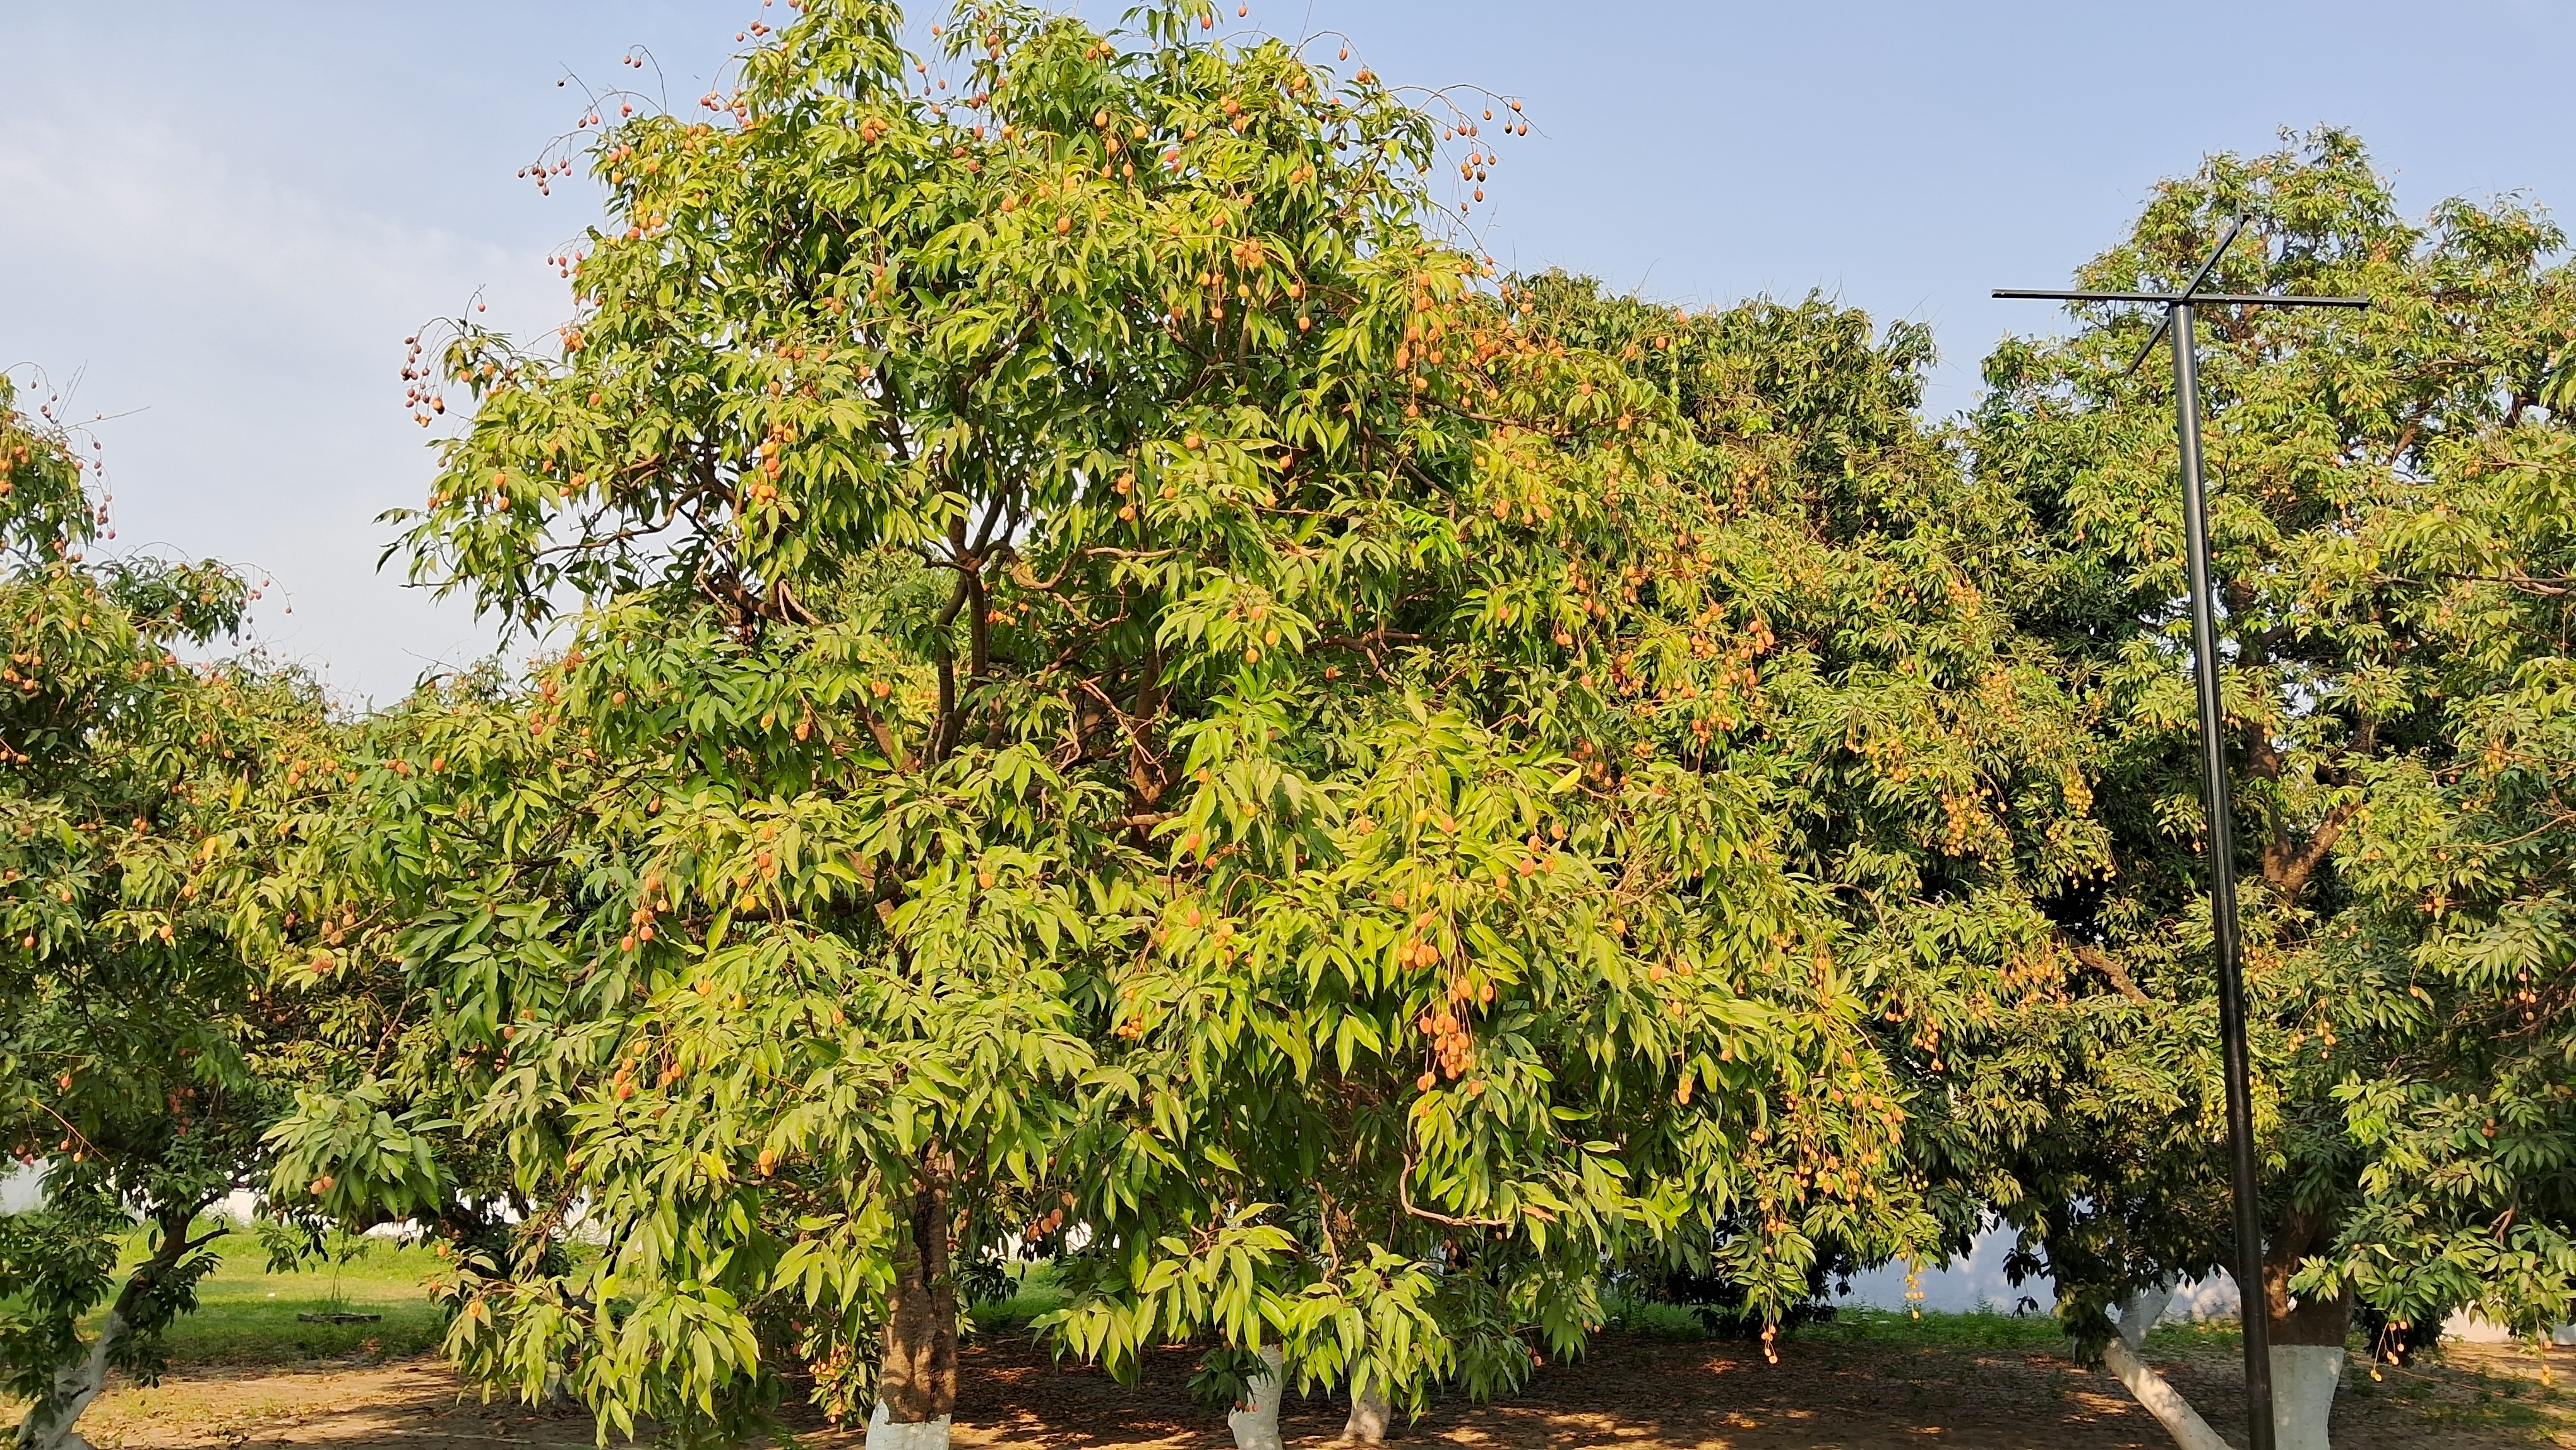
[253,1,2126,1442]
[223,6,2576,1443]
[1970,128,2576,1350]
[0,374,341,1444]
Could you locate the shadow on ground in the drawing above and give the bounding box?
[55,1331,2576,1447]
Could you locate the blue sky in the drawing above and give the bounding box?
[5,0,2570,704]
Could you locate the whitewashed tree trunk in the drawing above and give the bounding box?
[2259,1207,2351,1450]
[2118,1285,2173,1353]
[868,1167,958,1450]
[12,1307,124,1450]
[2100,1285,2231,1450]
[1341,1372,1390,1443]
[2269,1343,2344,1450]
[1227,1342,1286,1450]
[864,1400,953,1450]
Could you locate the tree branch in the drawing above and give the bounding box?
[1397,1154,1513,1229]
[2066,938,2152,1008]
[2262,799,2362,901]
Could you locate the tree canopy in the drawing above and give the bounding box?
[1965,128,2576,1430]
[0,375,346,1450]
[257,1,2121,1444]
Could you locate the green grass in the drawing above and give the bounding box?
[1804,1304,2258,1355]
[89,1238,1064,1368]
[134,1235,2276,1372]
[1589,1295,2253,1357]
[967,1261,1072,1333]
[1801,1305,2075,1353]
[128,1223,448,1366]
[1599,1295,1708,1340]
[2378,1358,2572,1432]
[2138,1317,2248,1352]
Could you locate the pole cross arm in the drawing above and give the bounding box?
[1989,287,2371,376]
[1997,217,2373,375]
[1991,287,2370,308]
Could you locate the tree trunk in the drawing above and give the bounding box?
[2265,1213,2351,1450]
[1227,1342,1286,1450]
[1340,1370,1390,1444]
[2118,1284,2172,1355]
[868,1168,957,1450]
[11,1306,124,1450]
[13,1204,204,1450]
[2100,1218,2355,1450]
[2269,1342,2346,1450]
[2100,1283,2232,1450]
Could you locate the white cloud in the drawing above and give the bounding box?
[0,109,561,704]
[0,111,557,346]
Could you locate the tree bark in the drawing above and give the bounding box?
[1227,1342,1286,1450]
[2099,1283,2232,1450]
[868,1166,957,1450]
[1340,1370,1390,1444]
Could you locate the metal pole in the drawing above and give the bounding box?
[2171,301,2275,1450]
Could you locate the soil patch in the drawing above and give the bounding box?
[52,1333,2576,1447]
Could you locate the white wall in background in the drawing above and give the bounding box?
[1837,1225,2239,1323]
[2441,1314,2576,1346]
[1839,1228,2576,1345]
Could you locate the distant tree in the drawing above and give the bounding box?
[0,374,341,1450]
[1500,273,2142,1339]
[1970,129,2576,1448]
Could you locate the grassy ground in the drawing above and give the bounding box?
[1594,1291,2576,1442]
[21,1302,2576,1449]
[2349,1344,2573,1441]
[75,1241,2294,1376]
[136,1222,447,1365]
[15,1248,2574,1447]
[970,1264,1073,1333]
[1598,1290,2240,1353]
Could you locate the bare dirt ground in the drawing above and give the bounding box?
[61,1333,2576,1449]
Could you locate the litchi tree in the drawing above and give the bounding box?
[263,4,2111,1448]
[1969,130,2576,1449]
[0,374,343,1450]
